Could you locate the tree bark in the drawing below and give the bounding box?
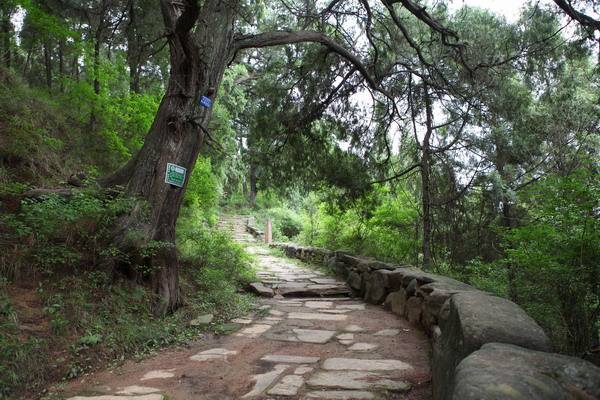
[58,39,65,92]
[0,7,11,69]
[43,40,53,91]
[249,163,257,206]
[126,1,141,93]
[107,0,237,315]
[421,85,434,270]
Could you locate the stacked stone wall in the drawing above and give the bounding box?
[265,241,600,400]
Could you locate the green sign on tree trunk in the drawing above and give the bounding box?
[165,163,186,187]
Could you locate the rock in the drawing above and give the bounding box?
[343,325,366,333]
[305,301,334,309]
[322,358,413,371]
[280,284,350,297]
[405,296,423,325]
[336,333,354,341]
[140,369,176,381]
[267,374,304,396]
[231,318,253,324]
[68,396,163,400]
[235,324,272,338]
[384,289,407,316]
[116,386,160,395]
[374,329,399,337]
[190,348,237,362]
[242,364,289,398]
[348,343,379,352]
[308,371,411,391]
[288,312,348,321]
[293,328,336,344]
[261,355,320,364]
[304,390,375,399]
[294,365,314,375]
[367,261,397,271]
[432,291,551,400]
[336,304,365,310]
[453,343,600,400]
[385,270,405,290]
[405,278,417,297]
[363,270,389,304]
[189,314,214,326]
[347,272,362,292]
[248,282,274,297]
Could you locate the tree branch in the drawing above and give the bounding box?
[553,0,600,31]
[232,30,389,96]
[386,0,458,40]
[370,163,420,185]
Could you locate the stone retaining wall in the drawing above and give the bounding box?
[267,242,600,400]
[246,224,263,240]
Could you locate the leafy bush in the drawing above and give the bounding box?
[256,206,303,241]
[0,190,134,278]
[297,186,420,263]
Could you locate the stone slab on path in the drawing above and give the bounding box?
[293,328,337,344]
[261,354,320,363]
[68,396,163,400]
[116,386,161,395]
[248,282,274,297]
[304,390,375,399]
[322,358,413,371]
[308,371,411,391]
[140,370,175,381]
[190,348,237,362]
[267,374,304,396]
[242,364,289,398]
[288,312,348,321]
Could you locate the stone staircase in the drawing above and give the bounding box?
[217,214,256,243]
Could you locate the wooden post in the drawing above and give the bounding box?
[265,219,272,244]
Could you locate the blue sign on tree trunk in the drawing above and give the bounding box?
[199,96,212,108]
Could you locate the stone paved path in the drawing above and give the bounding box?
[64,216,431,400]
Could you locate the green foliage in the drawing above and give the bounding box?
[184,157,221,225]
[177,210,256,322]
[501,170,600,354]
[0,190,134,277]
[256,206,303,241]
[297,186,420,263]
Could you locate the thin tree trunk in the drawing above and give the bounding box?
[23,43,33,76]
[421,85,434,270]
[58,39,65,92]
[43,40,52,91]
[126,1,142,93]
[421,155,432,270]
[93,34,101,94]
[1,8,11,69]
[249,163,257,206]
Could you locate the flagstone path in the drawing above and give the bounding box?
[63,216,432,400]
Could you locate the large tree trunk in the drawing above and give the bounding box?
[107,0,237,314]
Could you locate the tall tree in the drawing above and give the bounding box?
[100,0,468,313]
